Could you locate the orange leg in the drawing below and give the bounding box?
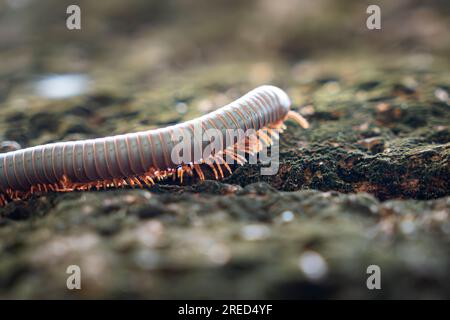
[0,194,7,206]
[193,164,205,180]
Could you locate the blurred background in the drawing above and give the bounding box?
[0,0,449,299]
[1,0,449,146]
[0,0,449,86]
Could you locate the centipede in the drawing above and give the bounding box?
[0,85,309,206]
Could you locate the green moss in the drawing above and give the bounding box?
[0,1,449,299]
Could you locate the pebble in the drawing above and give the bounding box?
[298,251,328,281]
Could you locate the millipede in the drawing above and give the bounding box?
[0,85,309,206]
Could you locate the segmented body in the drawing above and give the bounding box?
[0,85,308,206]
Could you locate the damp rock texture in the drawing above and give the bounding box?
[0,0,449,299]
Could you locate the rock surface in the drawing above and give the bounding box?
[0,0,449,299]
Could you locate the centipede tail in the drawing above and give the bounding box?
[0,85,309,206]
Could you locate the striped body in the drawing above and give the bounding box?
[0,85,295,197]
